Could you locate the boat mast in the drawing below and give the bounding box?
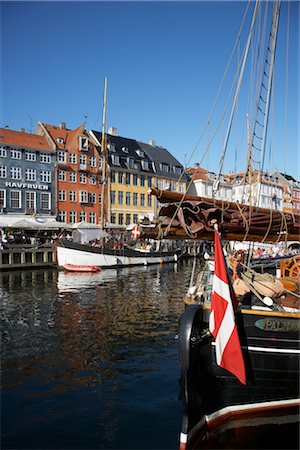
[100,77,108,230]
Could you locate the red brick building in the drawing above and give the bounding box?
[36,122,102,224]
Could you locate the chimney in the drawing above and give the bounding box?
[19,128,25,133]
[194,163,200,168]
[148,139,156,147]
[59,122,66,129]
[108,127,118,136]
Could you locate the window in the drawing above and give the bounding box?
[136,149,144,157]
[110,213,116,224]
[41,170,51,183]
[140,193,145,206]
[90,156,96,167]
[173,166,182,175]
[89,175,96,185]
[147,195,152,207]
[0,189,6,208]
[69,191,76,202]
[69,211,76,223]
[108,143,116,152]
[79,173,86,184]
[41,192,51,209]
[118,191,123,205]
[141,160,149,171]
[157,179,163,189]
[11,190,21,208]
[98,158,103,169]
[79,136,88,151]
[10,149,21,159]
[57,151,66,163]
[111,171,116,183]
[89,193,96,204]
[133,174,138,186]
[161,163,169,173]
[80,211,86,222]
[40,153,51,163]
[25,191,36,211]
[79,154,86,165]
[25,151,36,161]
[25,168,36,181]
[122,146,129,153]
[118,213,124,225]
[58,211,66,222]
[110,191,116,205]
[56,137,64,145]
[133,193,138,206]
[10,167,22,179]
[89,212,96,224]
[58,190,66,201]
[69,153,76,164]
[112,155,120,165]
[140,175,145,187]
[80,191,88,203]
[126,214,131,225]
[125,173,131,185]
[0,165,7,178]
[0,147,7,158]
[127,157,134,169]
[126,192,131,206]
[69,172,76,182]
[118,172,123,184]
[133,214,138,224]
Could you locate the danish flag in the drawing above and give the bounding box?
[209,229,246,384]
[132,226,141,239]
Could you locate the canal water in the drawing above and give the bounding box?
[1,260,193,450]
[1,260,299,450]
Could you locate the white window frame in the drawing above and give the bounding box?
[79,136,88,151]
[58,170,66,182]
[10,166,22,180]
[10,149,22,159]
[41,192,51,210]
[0,189,6,208]
[40,153,51,163]
[80,190,88,203]
[25,150,36,161]
[11,190,21,208]
[69,172,76,182]
[0,147,7,158]
[0,165,7,178]
[41,170,51,183]
[25,168,36,181]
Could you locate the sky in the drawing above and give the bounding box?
[1,1,299,179]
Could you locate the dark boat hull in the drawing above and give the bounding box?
[179,305,300,449]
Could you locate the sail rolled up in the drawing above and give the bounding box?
[142,188,300,242]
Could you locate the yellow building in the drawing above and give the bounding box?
[90,128,188,226]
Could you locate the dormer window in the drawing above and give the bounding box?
[108,143,116,152]
[122,146,129,153]
[141,160,149,171]
[57,137,64,145]
[112,154,120,165]
[160,163,169,173]
[127,157,134,169]
[79,136,88,151]
[136,149,145,157]
[173,166,181,175]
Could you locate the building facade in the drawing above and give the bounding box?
[0,128,56,220]
[36,122,102,224]
[90,128,188,226]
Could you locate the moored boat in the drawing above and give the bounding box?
[56,239,181,269]
[63,263,101,272]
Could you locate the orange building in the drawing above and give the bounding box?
[36,122,102,224]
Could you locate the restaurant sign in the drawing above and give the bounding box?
[5,182,49,191]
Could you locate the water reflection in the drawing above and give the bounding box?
[1,261,195,449]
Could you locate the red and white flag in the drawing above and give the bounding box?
[209,229,246,384]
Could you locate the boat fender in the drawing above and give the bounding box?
[262,296,274,307]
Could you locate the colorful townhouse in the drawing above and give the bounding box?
[90,127,188,226]
[0,127,56,224]
[36,122,102,224]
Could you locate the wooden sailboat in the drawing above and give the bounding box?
[140,2,300,449]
